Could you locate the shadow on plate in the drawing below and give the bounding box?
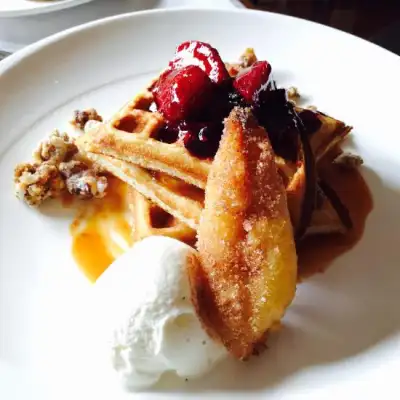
[153,166,400,392]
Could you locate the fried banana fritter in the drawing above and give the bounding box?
[190,107,298,359]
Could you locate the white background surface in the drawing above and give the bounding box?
[1,7,400,400]
[0,0,243,51]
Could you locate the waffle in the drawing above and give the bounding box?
[76,46,351,193]
[309,113,351,162]
[128,188,196,246]
[77,96,350,192]
[83,147,347,239]
[286,163,348,236]
[76,49,353,241]
[82,150,203,230]
[77,91,210,189]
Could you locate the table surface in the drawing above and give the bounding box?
[243,0,400,55]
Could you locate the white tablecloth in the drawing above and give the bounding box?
[0,0,243,52]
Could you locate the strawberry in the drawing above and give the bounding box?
[169,41,230,84]
[233,60,272,103]
[152,65,213,121]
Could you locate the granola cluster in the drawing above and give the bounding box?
[14,161,65,206]
[59,160,108,200]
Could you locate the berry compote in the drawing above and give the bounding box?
[151,40,319,160]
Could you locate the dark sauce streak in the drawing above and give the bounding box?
[295,112,317,241]
[297,161,373,280]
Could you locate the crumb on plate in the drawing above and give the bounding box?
[71,108,103,130]
[333,152,364,170]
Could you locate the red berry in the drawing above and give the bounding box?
[169,41,230,84]
[233,61,272,103]
[152,65,213,121]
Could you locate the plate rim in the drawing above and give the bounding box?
[1,7,399,399]
[0,7,399,76]
[0,0,94,18]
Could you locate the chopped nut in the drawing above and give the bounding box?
[59,160,88,179]
[61,161,108,200]
[306,105,318,112]
[287,86,300,100]
[72,108,103,130]
[15,124,109,206]
[33,130,77,165]
[14,162,65,206]
[225,48,258,77]
[333,152,364,170]
[239,48,257,68]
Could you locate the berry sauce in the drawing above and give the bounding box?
[153,78,244,159]
[150,41,315,160]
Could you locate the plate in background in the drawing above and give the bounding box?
[0,0,94,17]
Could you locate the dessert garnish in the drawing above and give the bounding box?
[233,60,272,103]
[153,65,214,122]
[14,126,108,206]
[169,41,230,84]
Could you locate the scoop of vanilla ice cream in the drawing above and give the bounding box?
[93,236,226,390]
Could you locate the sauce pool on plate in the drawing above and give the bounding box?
[70,177,133,282]
[297,161,373,280]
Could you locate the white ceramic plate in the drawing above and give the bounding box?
[0,0,94,17]
[1,8,400,400]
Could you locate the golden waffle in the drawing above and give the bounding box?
[78,109,350,236]
[286,164,348,236]
[77,100,350,196]
[77,91,210,189]
[81,151,203,230]
[76,46,351,192]
[83,147,346,238]
[75,49,353,241]
[128,188,196,246]
[309,113,351,162]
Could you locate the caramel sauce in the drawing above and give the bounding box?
[70,178,133,282]
[297,161,373,280]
